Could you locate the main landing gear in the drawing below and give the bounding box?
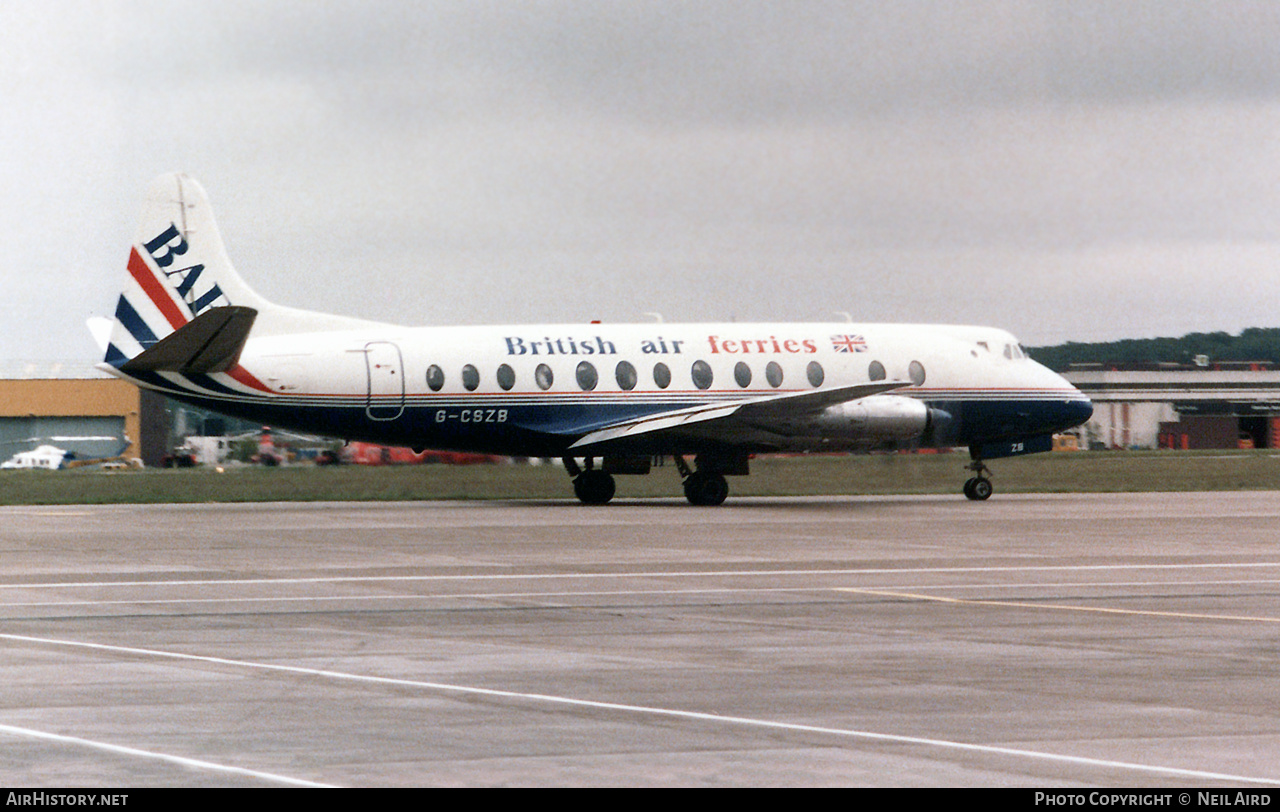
[674,455,729,507]
[963,458,993,501]
[563,455,735,506]
[564,457,616,505]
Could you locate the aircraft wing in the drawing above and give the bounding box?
[568,380,913,450]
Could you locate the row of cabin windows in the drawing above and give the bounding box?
[423,359,924,393]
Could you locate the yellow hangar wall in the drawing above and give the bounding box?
[0,379,142,461]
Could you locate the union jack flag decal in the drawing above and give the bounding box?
[831,334,868,353]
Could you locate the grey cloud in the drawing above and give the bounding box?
[105,1,1280,129]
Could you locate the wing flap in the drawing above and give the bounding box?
[568,380,912,450]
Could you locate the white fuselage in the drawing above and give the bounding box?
[171,320,1091,458]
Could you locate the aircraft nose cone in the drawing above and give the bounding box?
[1031,397,1093,436]
[1070,396,1094,426]
[1048,370,1093,430]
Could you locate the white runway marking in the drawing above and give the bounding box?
[3,630,1278,786]
[0,721,334,787]
[4,578,1280,611]
[3,559,1279,614]
[843,587,1280,625]
[2,559,1279,590]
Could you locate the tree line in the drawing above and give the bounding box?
[1026,328,1280,372]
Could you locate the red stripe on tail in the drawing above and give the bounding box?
[126,247,189,330]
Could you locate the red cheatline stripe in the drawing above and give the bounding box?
[126,247,189,330]
[226,364,273,394]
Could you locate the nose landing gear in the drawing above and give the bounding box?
[963,458,993,501]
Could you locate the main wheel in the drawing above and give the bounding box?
[683,472,729,506]
[573,470,616,505]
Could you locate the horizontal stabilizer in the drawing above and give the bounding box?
[121,306,257,374]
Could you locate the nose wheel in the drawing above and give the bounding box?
[963,459,993,501]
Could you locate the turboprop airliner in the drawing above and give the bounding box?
[95,174,1092,505]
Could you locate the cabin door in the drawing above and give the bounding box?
[364,341,405,421]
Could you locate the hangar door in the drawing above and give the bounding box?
[0,416,127,461]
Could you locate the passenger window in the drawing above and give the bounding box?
[653,362,671,389]
[765,361,783,388]
[734,361,752,388]
[909,360,926,385]
[868,360,886,381]
[615,360,637,391]
[461,364,480,392]
[576,360,598,391]
[535,363,554,391]
[426,364,444,392]
[691,360,714,390]
[806,361,824,387]
[496,363,515,391]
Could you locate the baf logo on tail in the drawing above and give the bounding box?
[142,224,232,317]
[94,174,1093,506]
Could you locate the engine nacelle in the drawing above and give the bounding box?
[808,395,934,446]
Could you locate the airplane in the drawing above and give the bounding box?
[94,173,1093,505]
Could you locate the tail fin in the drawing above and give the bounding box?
[102,173,389,371]
[103,173,271,370]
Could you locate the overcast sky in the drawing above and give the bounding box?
[4,0,1280,368]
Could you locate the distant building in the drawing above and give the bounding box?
[0,377,151,464]
[1064,361,1280,450]
[0,359,286,467]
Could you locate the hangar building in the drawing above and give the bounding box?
[0,370,167,466]
[1063,362,1280,450]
